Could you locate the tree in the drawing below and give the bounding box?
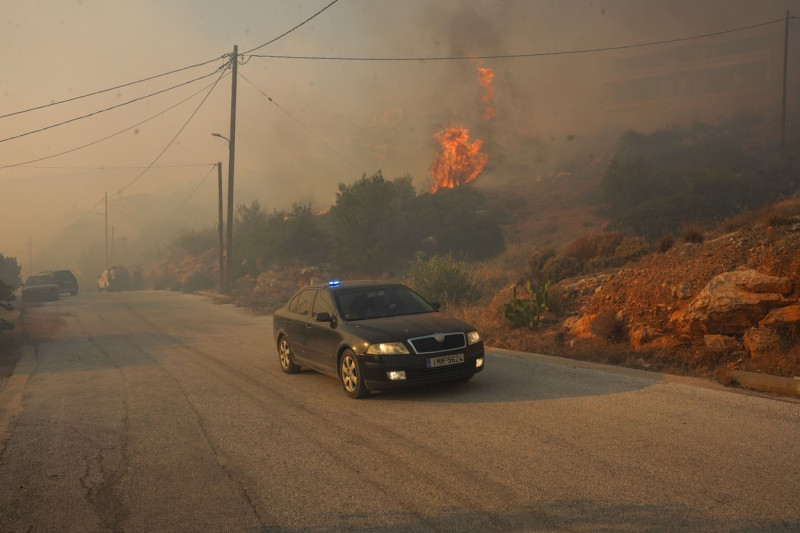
[330,171,416,274]
[411,186,504,260]
[233,200,276,276]
[278,202,331,264]
[0,254,22,289]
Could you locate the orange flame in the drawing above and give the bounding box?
[430,126,488,193]
[477,67,496,119]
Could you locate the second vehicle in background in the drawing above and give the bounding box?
[53,270,79,296]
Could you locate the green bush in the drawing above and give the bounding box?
[406,254,478,305]
[0,280,14,302]
[0,254,22,290]
[504,281,550,329]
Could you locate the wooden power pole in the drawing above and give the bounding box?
[225,45,238,293]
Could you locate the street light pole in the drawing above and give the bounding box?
[212,132,232,293]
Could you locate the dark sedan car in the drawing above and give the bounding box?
[273,280,485,398]
[21,273,60,302]
[53,270,79,296]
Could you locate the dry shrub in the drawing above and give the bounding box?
[541,255,581,283]
[656,235,675,253]
[614,236,650,262]
[563,232,623,264]
[681,225,705,243]
[545,283,569,319]
[526,247,557,283]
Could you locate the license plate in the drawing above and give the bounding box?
[427,353,464,368]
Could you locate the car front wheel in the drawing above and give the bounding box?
[278,336,300,374]
[339,349,368,399]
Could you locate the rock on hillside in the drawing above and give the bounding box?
[561,222,800,378]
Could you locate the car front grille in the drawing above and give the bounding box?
[408,332,466,354]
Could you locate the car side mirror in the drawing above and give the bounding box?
[431,302,441,311]
[314,312,333,323]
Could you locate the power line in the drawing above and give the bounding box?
[1,68,223,144]
[74,68,227,224]
[14,164,214,170]
[116,70,227,196]
[242,0,340,55]
[0,55,227,120]
[239,72,362,173]
[245,16,790,62]
[0,76,226,170]
[173,164,218,214]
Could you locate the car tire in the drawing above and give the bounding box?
[339,349,369,399]
[278,336,300,374]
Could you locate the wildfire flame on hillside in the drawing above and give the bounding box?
[477,67,496,119]
[430,126,488,193]
[429,60,496,193]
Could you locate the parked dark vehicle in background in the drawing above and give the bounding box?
[53,269,79,296]
[98,266,131,292]
[273,281,485,398]
[21,272,60,302]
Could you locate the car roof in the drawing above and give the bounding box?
[310,280,407,292]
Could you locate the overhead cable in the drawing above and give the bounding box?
[246,16,789,62]
[1,76,227,170]
[0,55,227,120]
[75,68,227,223]
[173,164,218,213]
[242,0,339,55]
[14,163,213,170]
[239,72,362,173]
[1,68,223,144]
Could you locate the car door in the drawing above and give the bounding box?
[284,289,315,363]
[304,289,341,372]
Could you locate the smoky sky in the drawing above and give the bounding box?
[2,0,799,272]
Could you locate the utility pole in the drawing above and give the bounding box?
[226,45,238,293]
[104,192,109,268]
[217,162,224,293]
[781,11,791,160]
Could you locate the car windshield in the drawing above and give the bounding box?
[334,285,435,321]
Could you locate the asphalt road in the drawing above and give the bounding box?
[0,290,798,532]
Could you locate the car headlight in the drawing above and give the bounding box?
[467,331,481,345]
[366,342,409,355]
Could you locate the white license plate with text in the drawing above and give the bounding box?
[427,353,465,368]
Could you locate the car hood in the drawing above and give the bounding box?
[346,313,473,342]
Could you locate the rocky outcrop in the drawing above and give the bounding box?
[567,268,797,363]
[670,269,794,335]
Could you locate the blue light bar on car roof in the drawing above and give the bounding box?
[328,280,341,287]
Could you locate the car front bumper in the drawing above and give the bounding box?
[359,344,485,391]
